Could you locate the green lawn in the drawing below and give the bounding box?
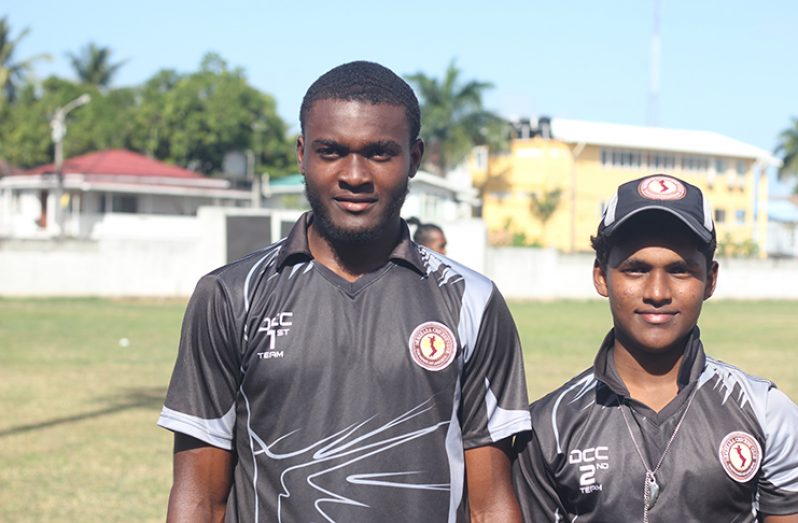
[0,298,795,522]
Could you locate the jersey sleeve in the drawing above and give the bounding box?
[157,274,241,450]
[757,386,798,515]
[513,429,569,522]
[459,283,531,449]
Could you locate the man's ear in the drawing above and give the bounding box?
[409,138,424,179]
[704,260,719,300]
[593,260,609,298]
[296,135,306,174]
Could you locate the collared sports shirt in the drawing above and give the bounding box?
[159,213,532,522]
[513,328,798,522]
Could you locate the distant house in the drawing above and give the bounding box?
[767,196,798,258]
[0,149,251,239]
[471,117,781,255]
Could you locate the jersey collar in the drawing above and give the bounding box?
[593,327,707,398]
[276,212,426,275]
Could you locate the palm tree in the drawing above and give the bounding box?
[530,188,563,243]
[67,43,126,89]
[775,118,798,190]
[0,17,51,102]
[407,60,505,176]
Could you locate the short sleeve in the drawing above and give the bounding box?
[459,284,531,448]
[513,429,569,522]
[757,386,798,515]
[157,274,241,450]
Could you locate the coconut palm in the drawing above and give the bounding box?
[67,43,126,89]
[530,187,563,242]
[775,118,798,189]
[0,17,51,102]
[407,60,505,176]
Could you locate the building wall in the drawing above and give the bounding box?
[486,248,798,300]
[2,236,795,299]
[478,139,769,256]
[0,188,250,240]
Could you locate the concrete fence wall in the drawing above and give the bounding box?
[2,211,797,299]
[487,247,798,300]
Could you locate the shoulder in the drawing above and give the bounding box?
[702,356,775,390]
[530,369,599,423]
[527,369,599,454]
[697,356,798,443]
[194,240,287,309]
[700,356,775,415]
[208,239,286,286]
[184,241,283,324]
[417,246,505,347]
[418,245,495,299]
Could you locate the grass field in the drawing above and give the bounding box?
[1,298,796,522]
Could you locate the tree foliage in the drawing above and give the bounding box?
[407,60,507,176]
[0,16,51,103]
[67,42,126,88]
[530,188,563,227]
[775,117,798,190]
[0,51,294,177]
[128,53,293,176]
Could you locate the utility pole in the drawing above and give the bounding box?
[50,93,90,238]
[647,0,662,126]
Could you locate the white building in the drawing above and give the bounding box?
[0,149,251,240]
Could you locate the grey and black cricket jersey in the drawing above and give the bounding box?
[513,328,798,522]
[158,212,532,523]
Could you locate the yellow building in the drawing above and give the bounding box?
[472,118,780,256]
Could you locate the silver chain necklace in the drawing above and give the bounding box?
[619,388,698,523]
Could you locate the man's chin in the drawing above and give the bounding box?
[322,226,384,244]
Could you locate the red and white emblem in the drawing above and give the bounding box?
[718,431,762,483]
[638,176,687,200]
[408,321,457,371]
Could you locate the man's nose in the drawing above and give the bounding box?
[643,270,672,306]
[339,154,372,189]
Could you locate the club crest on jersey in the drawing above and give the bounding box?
[408,321,456,371]
[718,431,762,483]
[638,175,687,200]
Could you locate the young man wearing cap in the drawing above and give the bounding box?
[158,61,531,522]
[513,175,798,522]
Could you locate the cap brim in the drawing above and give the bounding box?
[602,206,714,244]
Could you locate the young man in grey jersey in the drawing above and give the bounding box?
[513,174,798,522]
[159,61,531,522]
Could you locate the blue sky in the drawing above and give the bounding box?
[6,1,797,187]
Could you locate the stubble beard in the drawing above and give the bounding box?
[304,178,409,245]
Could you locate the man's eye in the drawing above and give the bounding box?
[368,149,393,161]
[318,148,341,159]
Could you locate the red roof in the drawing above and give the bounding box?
[25,149,204,179]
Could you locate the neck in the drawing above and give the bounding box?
[307,221,402,282]
[612,336,688,412]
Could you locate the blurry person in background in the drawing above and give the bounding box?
[408,217,447,255]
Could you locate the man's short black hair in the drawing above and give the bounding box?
[591,211,717,271]
[407,217,444,246]
[299,61,421,143]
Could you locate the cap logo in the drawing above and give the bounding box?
[718,431,761,483]
[408,321,456,371]
[638,176,687,201]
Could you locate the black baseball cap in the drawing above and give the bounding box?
[597,174,715,244]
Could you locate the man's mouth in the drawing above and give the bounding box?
[334,196,377,213]
[637,310,678,324]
